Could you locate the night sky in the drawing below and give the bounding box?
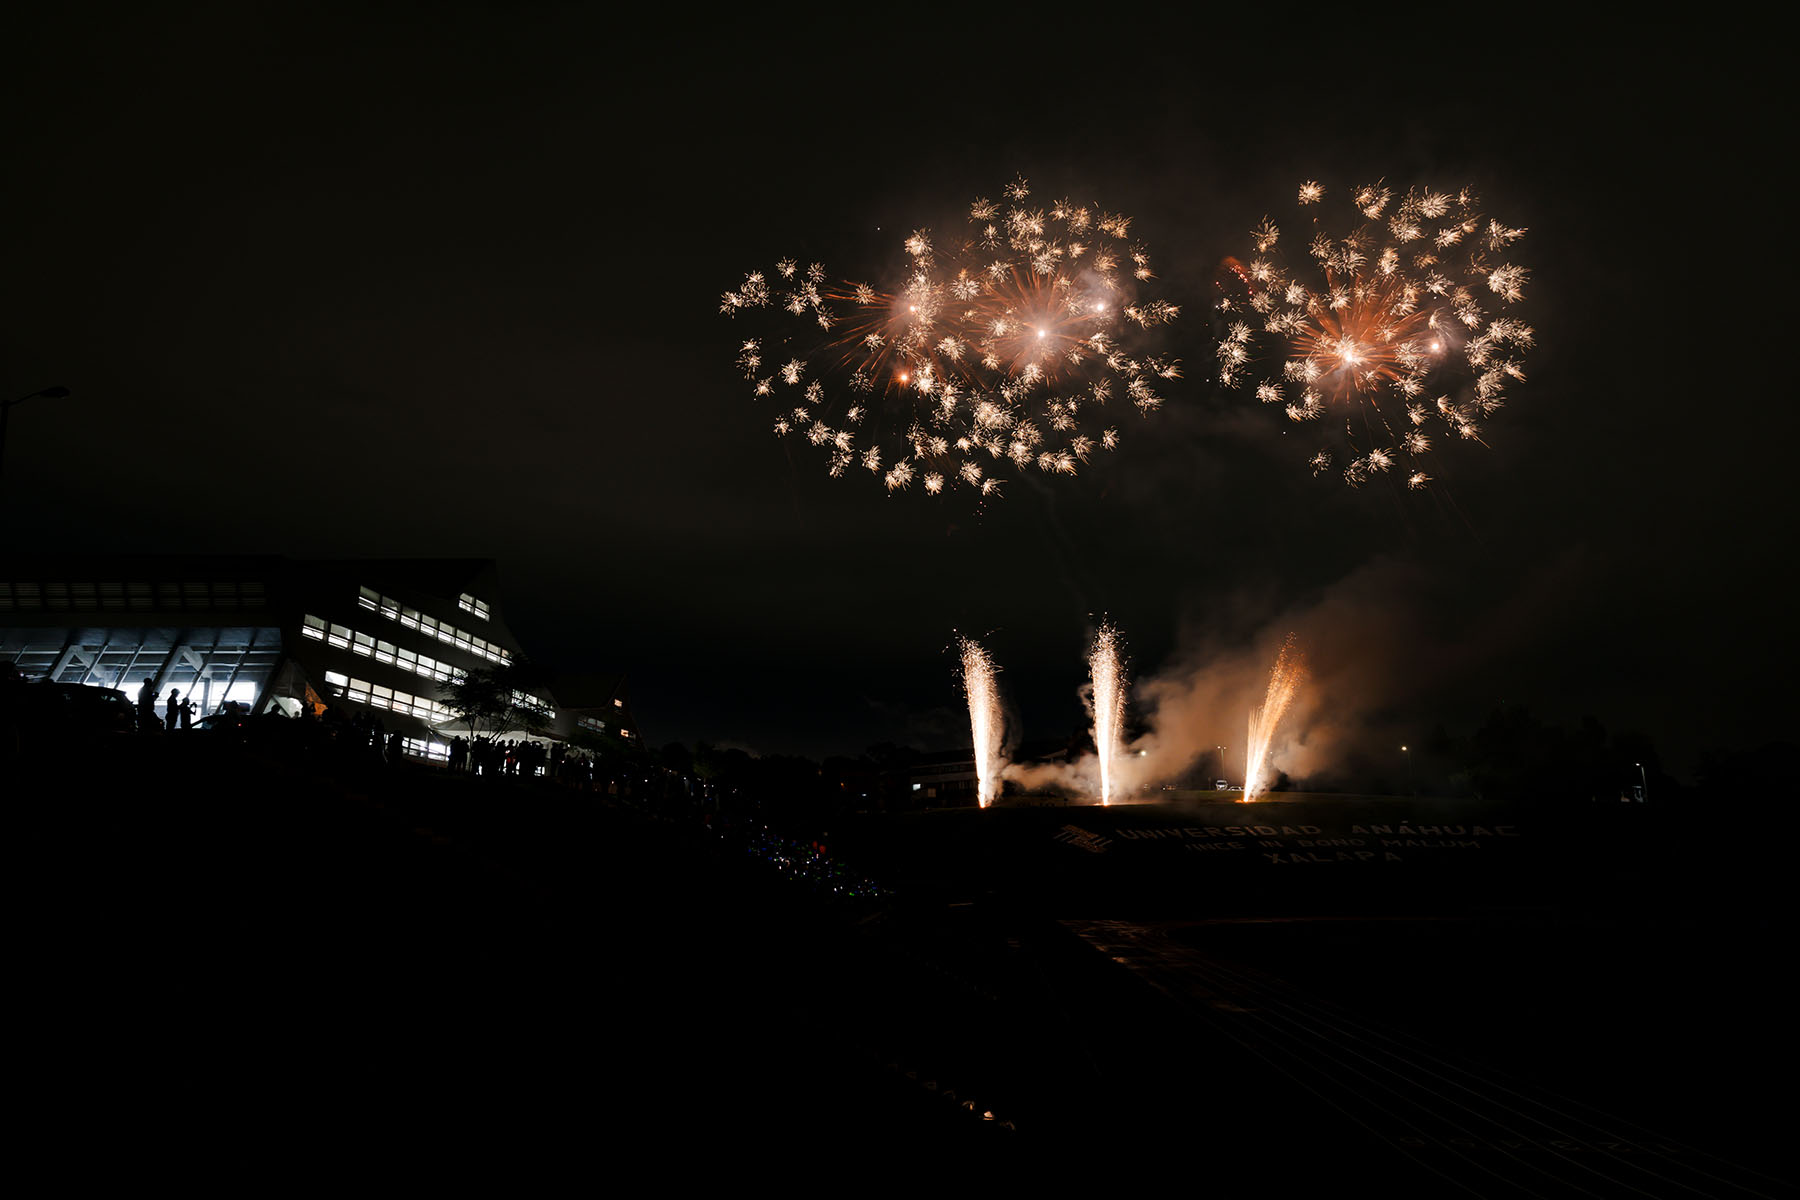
[5,8,1788,778]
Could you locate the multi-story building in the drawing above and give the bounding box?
[0,555,636,760]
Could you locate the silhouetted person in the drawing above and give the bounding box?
[137,678,158,733]
[180,696,196,730]
[165,688,181,732]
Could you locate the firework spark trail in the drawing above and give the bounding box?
[1088,622,1127,805]
[723,176,1181,499]
[1216,181,1531,489]
[959,636,1005,808]
[1243,635,1306,802]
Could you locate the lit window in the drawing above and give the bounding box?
[302,615,325,641]
[403,737,449,762]
[327,624,351,650]
[352,631,374,657]
[357,587,379,611]
[325,670,349,687]
[614,699,623,708]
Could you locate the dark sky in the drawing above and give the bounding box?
[4,7,1789,776]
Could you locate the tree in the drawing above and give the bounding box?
[436,663,552,741]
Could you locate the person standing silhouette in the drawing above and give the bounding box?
[165,688,181,732]
[138,678,158,733]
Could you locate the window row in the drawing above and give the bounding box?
[402,737,450,763]
[0,579,265,611]
[512,689,554,718]
[321,671,460,724]
[356,587,510,664]
[301,615,468,686]
[578,714,633,740]
[458,592,491,621]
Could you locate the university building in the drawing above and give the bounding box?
[0,555,635,760]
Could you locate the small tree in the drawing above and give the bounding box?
[437,664,551,741]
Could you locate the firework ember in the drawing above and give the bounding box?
[1243,635,1306,802]
[1216,181,1531,488]
[723,176,1181,499]
[958,636,1006,808]
[1088,622,1127,805]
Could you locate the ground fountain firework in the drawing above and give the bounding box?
[1088,622,1127,805]
[1243,635,1306,801]
[957,636,1005,808]
[722,176,1181,499]
[1215,181,1531,490]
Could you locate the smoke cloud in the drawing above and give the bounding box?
[999,553,1575,798]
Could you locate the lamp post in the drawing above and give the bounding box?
[1636,762,1648,804]
[1,386,71,495]
[1401,744,1412,795]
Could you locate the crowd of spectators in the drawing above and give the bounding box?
[1,665,636,794]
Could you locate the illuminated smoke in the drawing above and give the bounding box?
[1088,622,1127,805]
[959,636,1005,808]
[1243,635,1306,801]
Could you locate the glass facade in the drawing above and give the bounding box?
[4,557,634,762]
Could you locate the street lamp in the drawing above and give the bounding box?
[1401,744,1413,795]
[1,385,71,492]
[1636,762,1648,804]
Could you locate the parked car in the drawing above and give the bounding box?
[1,680,138,756]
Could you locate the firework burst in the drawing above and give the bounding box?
[1216,182,1531,488]
[723,177,1181,498]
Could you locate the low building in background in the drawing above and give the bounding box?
[909,749,980,807]
[0,555,637,761]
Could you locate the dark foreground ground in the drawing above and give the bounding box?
[16,736,1797,1192]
